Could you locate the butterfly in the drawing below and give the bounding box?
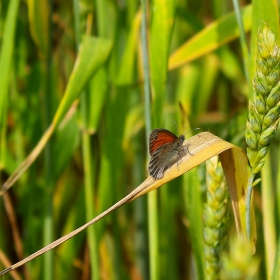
[148,128,190,179]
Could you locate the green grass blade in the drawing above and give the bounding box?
[53,36,112,128]
[96,0,117,38]
[87,68,107,133]
[232,0,250,83]
[81,101,99,280]
[0,0,20,170]
[148,1,177,279]
[169,5,252,70]
[41,1,54,277]
[150,0,177,127]
[1,1,278,278]
[117,11,141,85]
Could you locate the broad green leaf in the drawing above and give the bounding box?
[169,5,252,70]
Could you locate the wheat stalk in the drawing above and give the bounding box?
[245,24,280,239]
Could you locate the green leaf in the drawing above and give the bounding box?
[169,5,252,70]
[53,36,112,128]
[117,11,141,85]
[87,68,108,133]
[150,0,177,127]
[96,0,117,38]
[0,0,20,168]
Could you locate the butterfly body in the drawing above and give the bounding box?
[148,129,186,179]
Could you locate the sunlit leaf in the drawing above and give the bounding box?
[169,5,252,70]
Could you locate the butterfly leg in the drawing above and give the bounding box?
[176,155,180,171]
[184,143,193,155]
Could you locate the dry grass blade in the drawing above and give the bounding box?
[0,132,255,276]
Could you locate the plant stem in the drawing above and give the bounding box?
[43,1,54,279]
[141,0,151,136]
[246,173,255,240]
[231,0,250,83]
[261,156,276,279]
[72,1,99,278]
[140,1,158,279]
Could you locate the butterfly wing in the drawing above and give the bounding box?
[148,129,190,179]
[148,129,178,155]
[148,129,181,179]
[148,143,175,179]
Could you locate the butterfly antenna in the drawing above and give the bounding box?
[172,119,179,134]
[172,119,200,136]
[183,127,200,136]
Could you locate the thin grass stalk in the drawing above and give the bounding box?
[133,125,149,279]
[245,24,280,240]
[261,153,276,279]
[42,63,53,280]
[231,0,250,83]
[72,1,99,278]
[140,0,158,280]
[141,1,151,136]
[43,1,54,278]
[80,95,99,279]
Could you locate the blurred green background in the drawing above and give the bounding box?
[0,0,279,279]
